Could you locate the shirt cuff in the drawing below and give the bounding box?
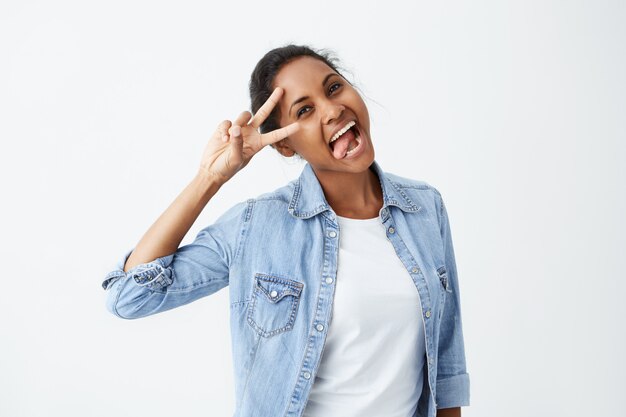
[101,249,175,291]
[436,373,470,409]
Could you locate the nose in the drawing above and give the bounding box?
[322,102,345,125]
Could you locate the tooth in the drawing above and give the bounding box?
[329,121,356,144]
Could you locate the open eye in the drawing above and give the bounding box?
[296,83,343,119]
[296,105,312,118]
[329,82,342,94]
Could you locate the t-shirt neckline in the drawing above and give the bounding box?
[336,214,380,224]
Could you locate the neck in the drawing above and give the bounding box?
[313,164,384,219]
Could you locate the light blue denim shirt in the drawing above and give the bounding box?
[102,160,470,417]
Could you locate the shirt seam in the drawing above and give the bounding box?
[231,198,255,267]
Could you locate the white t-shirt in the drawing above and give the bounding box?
[302,214,427,417]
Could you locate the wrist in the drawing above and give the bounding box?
[193,171,225,194]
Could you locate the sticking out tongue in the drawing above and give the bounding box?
[331,127,357,159]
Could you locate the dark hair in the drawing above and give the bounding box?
[248,44,354,156]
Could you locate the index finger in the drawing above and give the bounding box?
[248,87,284,129]
[259,120,301,148]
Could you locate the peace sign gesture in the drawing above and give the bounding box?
[198,87,300,185]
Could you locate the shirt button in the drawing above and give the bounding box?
[303,371,311,379]
[316,323,324,332]
[381,208,388,216]
[429,357,434,364]
[270,290,278,298]
[411,267,419,273]
[328,230,337,238]
[425,310,431,318]
[388,226,395,234]
[325,277,333,284]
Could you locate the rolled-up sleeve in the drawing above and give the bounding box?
[434,191,470,408]
[102,199,252,320]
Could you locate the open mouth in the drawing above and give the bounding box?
[329,123,362,159]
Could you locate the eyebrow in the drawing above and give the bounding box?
[288,73,338,117]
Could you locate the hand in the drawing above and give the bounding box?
[198,87,300,185]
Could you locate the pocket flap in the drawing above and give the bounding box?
[254,274,303,303]
[436,266,452,292]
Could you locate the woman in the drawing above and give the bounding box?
[102,44,470,417]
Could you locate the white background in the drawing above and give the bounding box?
[1,1,624,416]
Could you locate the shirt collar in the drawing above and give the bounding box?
[288,159,421,219]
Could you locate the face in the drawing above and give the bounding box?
[273,56,374,173]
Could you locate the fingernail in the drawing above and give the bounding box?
[232,126,241,136]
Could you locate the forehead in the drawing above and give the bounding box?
[273,56,338,100]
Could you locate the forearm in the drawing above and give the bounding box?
[123,172,223,272]
[436,407,461,417]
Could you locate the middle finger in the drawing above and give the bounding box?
[248,87,284,129]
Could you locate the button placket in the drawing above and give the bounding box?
[299,225,335,385]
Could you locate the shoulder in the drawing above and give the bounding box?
[213,179,296,226]
[253,179,296,202]
[384,170,443,201]
[381,170,448,223]
[213,198,254,225]
[384,171,440,193]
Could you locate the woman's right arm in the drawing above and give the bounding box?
[123,85,300,271]
[122,170,224,273]
[103,87,300,319]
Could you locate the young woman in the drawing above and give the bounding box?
[102,44,470,417]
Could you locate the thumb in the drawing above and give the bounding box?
[228,125,245,165]
[229,125,243,146]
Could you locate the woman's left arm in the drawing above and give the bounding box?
[434,191,470,409]
[437,407,461,417]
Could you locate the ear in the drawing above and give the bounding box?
[272,138,297,157]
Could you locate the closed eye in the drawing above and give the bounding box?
[296,82,343,118]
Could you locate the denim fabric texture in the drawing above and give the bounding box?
[102,159,470,417]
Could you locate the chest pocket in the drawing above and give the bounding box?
[246,273,304,338]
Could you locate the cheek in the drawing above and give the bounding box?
[349,91,368,114]
[294,124,325,147]
[356,99,370,126]
[353,103,369,128]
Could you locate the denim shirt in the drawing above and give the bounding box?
[102,160,470,417]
